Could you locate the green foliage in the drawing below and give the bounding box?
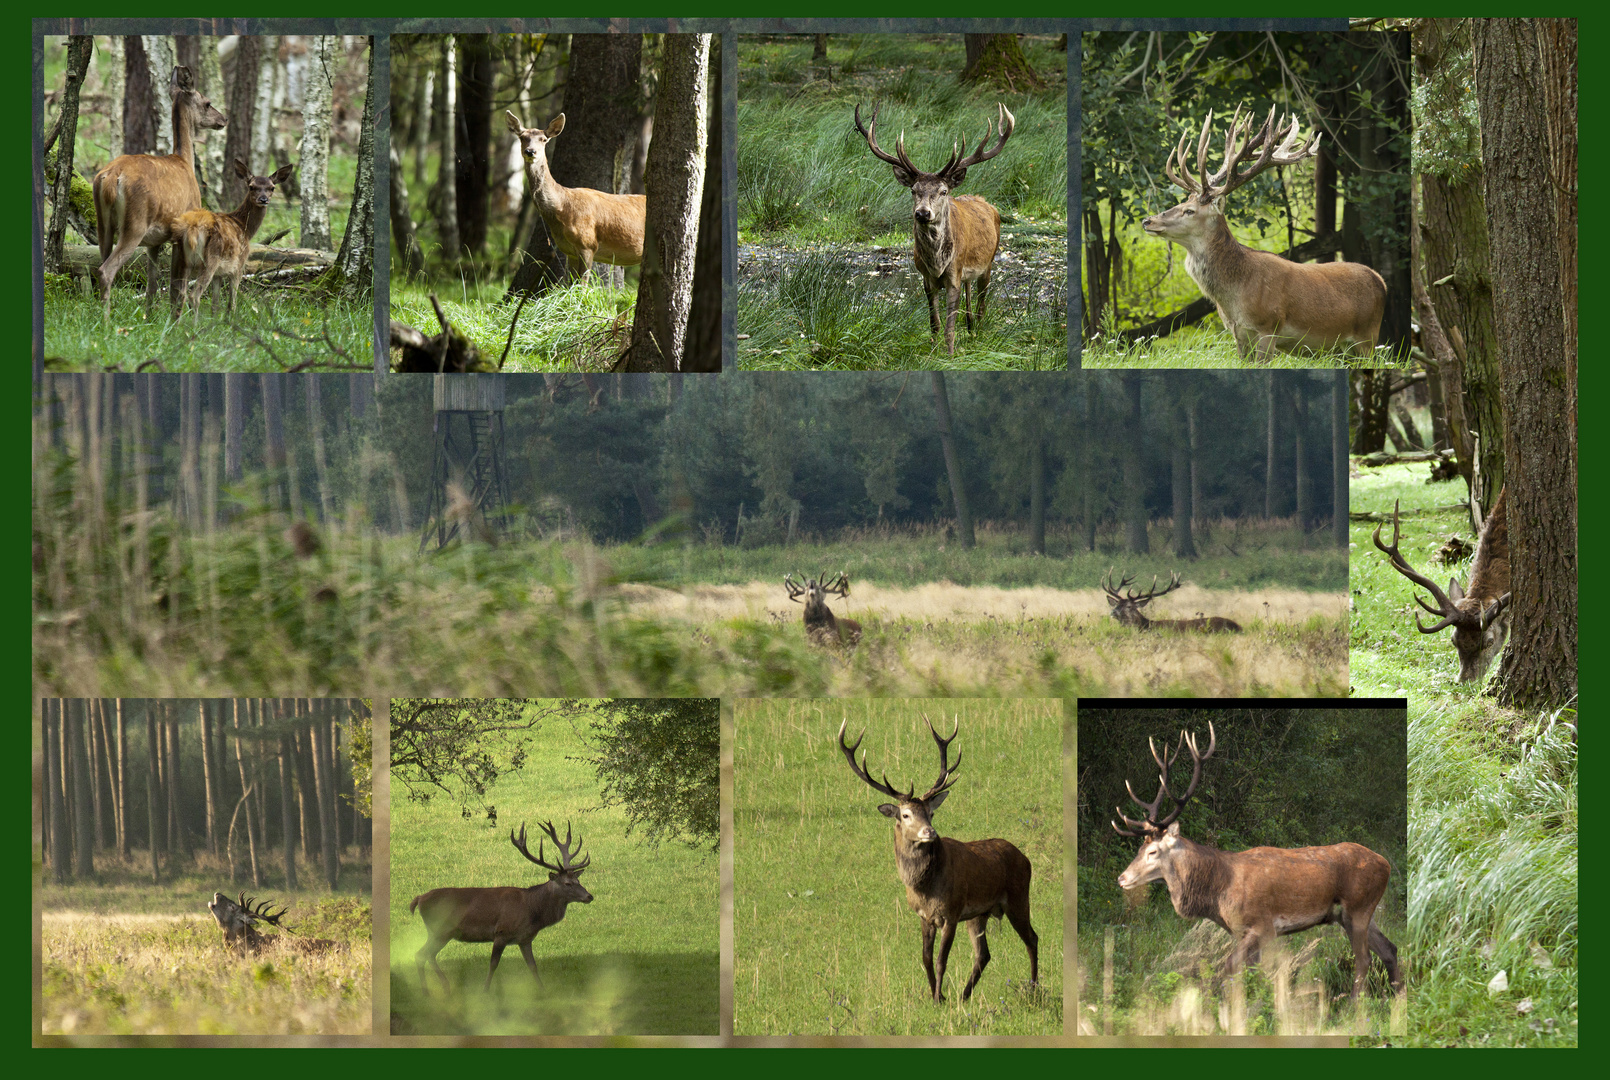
[388,718,718,1035]
[392,699,592,809]
[390,279,634,374]
[734,698,1063,1035]
[1411,22,1482,182]
[575,699,720,851]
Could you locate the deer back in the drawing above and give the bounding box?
[547,188,647,267]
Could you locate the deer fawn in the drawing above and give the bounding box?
[91,65,228,317]
[784,570,862,646]
[207,891,337,954]
[411,820,594,993]
[1142,107,1386,362]
[1373,486,1511,681]
[504,111,646,283]
[854,103,1015,355]
[1113,724,1401,1000]
[1102,569,1243,632]
[172,159,296,320]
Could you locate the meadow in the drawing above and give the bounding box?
[388,717,719,1036]
[1350,461,1577,1047]
[39,860,372,1037]
[732,698,1064,1036]
[737,34,1068,370]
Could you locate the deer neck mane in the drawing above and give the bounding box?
[913,204,956,279]
[804,597,837,630]
[1158,832,1231,921]
[1182,212,1250,302]
[1467,486,1510,599]
[894,829,947,891]
[529,160,569,219]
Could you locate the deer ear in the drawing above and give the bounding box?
[877,803,898,819]
[233,158,251,179]
[1166,822,1181,837]
[273,164,296,184]
[547,113,567,139]
[504,110,524,132]
[926,790,949,813]
[1448,578,1465,604]
[892,164,917,188]
[1106,594,1120,608]
[947,165,968,187]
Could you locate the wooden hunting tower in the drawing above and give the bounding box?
[419,374,512,552]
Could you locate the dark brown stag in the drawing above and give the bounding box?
[854,102,1014,354]
[207,891,336,954]
[839,715,1038,1002]
[785,570,862,646]
[411,820,594,992]
[1372,486,1511,682]
[1112,724,1401,1000]
[1102,570,1243,632]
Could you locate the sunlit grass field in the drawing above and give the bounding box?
[388,717,718,1036]
[733,698,1064,1036]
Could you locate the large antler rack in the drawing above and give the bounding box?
[1370,500,1511,633]
[1165,105,1319,204]
[1102,568,1183,605]
[513,819,591,873]
[838,714,962,805]
[854,102,1015,180]
[1112,722,1215,836]
[239,892,289,927]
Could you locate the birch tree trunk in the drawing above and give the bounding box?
[143,36,176,155]
[437,36,460,260]
[299,35,335,250]
[251,36,279,176]
[105,35,125,159]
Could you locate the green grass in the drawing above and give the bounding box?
[40,859,372,1036]
[390,278,635,373]
[737,34,1067,370]
[388,713,718,1035]
[733,698,1064,1036]
[1350,462,1577,1047]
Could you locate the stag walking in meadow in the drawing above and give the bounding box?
[411,820,594,993]
[839,715,1038,1002]
[854,103,1015,355]
[1112,724,1402,1000]
[1102,570,1242,632]
[1373,487,1512,682]
[784,571,862,646]
[1142,107,1386,362]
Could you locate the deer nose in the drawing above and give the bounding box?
[914,208,932,224]
[916,825,936,841]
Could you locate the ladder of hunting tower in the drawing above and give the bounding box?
[419,374,511,552]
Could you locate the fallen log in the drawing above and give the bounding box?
[1348,504,1469,523]
[54,242,336,278]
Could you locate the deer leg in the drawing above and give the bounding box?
[934,918,960,1003]
[485,940,509,990]
[1346,914,1373,1000]
[960,915,990,1001]
[142,242,167,311]
[924,279,941,336]
[169,244,189,320]
[1368,921,1402,993]
[95,237,149,315]
[961,281,974,334]
[920,917,941,1000]
[417,935,451,993]
[194,264,222,323]
[1006,906,1039,986]
[944,281,961,355]
[975,269,991,332]
[518,940,543,985]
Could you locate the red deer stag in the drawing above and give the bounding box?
[411,820,594,992]
[173,158,296,320]
[207,891,337,954]
[1372,486,1511,682]
[1112,723,1401,1000]
[1142,107,1386,362]
[92,65,229,318]
[839,715,1038,1002]
[854,103,1015,355]
[1102,570,1243,632]
[784,570,862,646]
[503,111,646,283]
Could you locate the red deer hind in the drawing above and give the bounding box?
[173,158,296,320]
[1102,569,1242,632]
[784,570,862,646]
[839,715,1038,1002]
[92,65,229,317]
[1112,723,1401,1000]
[854,102,1014,355]
[1142,107,1386,362]
[504,111,646,283]
[411,820,594,992]
[1372,486,1511,682]
[207,891,337,954]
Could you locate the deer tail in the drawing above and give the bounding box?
[182,219,209,273]
[409,894,421,914]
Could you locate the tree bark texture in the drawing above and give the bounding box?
[46,36,94,275]
[299,35,336,250]
[1121,373,1148,553]
[330,37,376,300]
[930,373,976,549]
[224,35,260,207]
[685,37,723,372]
[454,34,494,254]
[1332,373,1348,548]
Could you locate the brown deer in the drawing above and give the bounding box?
[411,820,594,993]
[206,891,337,954]
[503,110,646,282]
[839,715,1038,1002]
[1113,723,1401,1000]
[854,103,1015,355]
[1142,107,1386,362]
[1372,486,1511,682]
[172,158,296,320]
[91,65,229,317]
[784,570,862,646]
[1102,569,1243,632]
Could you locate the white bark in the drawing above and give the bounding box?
[298,34,335,250]
[142,35,176,155]
[438,35,460,259]
[198,37,227,207]
[252,35,278,175]
[105,36,124,159]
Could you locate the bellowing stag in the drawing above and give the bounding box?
[839,715,1038,1002]
[411,820,594,992]
[1102,569,1242,632]
[1372,487,1511,682]
[207,891,336,954]
[784,570,862,646]
[1112,723,1401,1000]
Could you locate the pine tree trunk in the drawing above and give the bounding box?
[199,699,217,855]
[115,698,129,858]
[278,732,298,890]
[224,35,260,207]
[930,373,976,549]
[1121,374,1148,553]
[231,699,261,886]
[329,36,376,300]
[145,701,160,882]
[47,701,71,884]
[1332,373,1349,548]
[437,37,460,259]
[1170,381,1196,559]
[45,36,94,274]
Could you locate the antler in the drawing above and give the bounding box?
[1102,569,1183,604]
[854,103,918,176]
[839,718,910,801]
[920,713,962,803]
[838,716,960,805]
[1371,500,1469,633]
[950,103,1015,174]
[824,571,851,598]
[1166,106,1319,203]
[240,893,289,927]
[1112,722,1216,836]
[513,819,592,874]
[784,572,806,603]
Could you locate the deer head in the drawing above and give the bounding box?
[207,891,288,948]
[854,102,1014,234]
[504,110,566,188]
[1112,723,1216,889]
[838,714,961,847]
[1102,569,1183,628]
[511,820,594,905]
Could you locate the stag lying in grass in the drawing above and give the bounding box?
[1142,107,1386,362]
[1372,487,1511,682]
[411,820,594,993]
[1102,570,1242,632]
[207,891,337,954]
[1113,723,1401,1000]
[784,571,862,646]
[854,102,1015,355]
[839,715,1038,1003]
[172,158,296,320]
